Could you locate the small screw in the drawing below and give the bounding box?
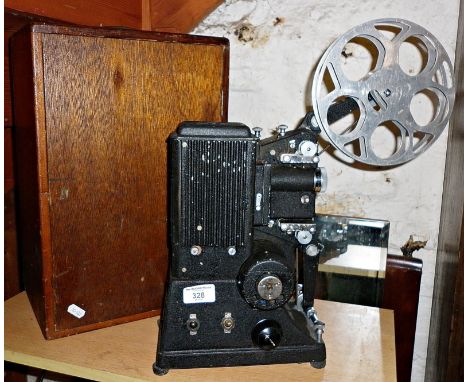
[283,155,291,162]
[301,195,310,204]
[270,149,276,156]
[59,188,69,200]
[316,328,324,343]
[268,220,275,228]
[277,124,288,136]
[228,246,236,256]
[190,245,202,256]
[311,116,319,128]
[384,89,392,97]
[306,244,319,257]
[253,127,262,138]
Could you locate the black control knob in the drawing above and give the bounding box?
[251,319,283,350]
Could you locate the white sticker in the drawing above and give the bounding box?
[67,304,86,319]
[183,284,216,304]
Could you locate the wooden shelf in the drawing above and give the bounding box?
[5,292,396,381]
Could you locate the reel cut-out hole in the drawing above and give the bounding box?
[412,131,432,153]
[370,121,405,159]
[432,69,444,85]
[368,90,387,112]
[398,36,429,76]
[340,37,381,81]
[410,89,440,126]
[432,63,453,89]
[344,139,362,158]
[442,61,453,89]
[327,96,360,135]
[318,66,337,97]
[374,24,402,41]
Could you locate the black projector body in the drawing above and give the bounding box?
[154,118,327,374]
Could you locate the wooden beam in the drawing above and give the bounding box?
[148,0,222,33]
[4,0,142,29]
[141,0,152,31]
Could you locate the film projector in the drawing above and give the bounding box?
[153,18,456,374]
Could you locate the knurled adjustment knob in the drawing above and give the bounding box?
[251,319,283,350]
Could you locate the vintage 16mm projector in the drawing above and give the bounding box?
[153,19,455,374]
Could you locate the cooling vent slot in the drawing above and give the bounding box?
[180,139,255,247]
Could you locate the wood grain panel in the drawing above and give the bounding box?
[42,34,225,331]
[11,24,229,338]
[5,0,141,29]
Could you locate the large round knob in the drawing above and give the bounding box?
[238,241,295,311]
[251,319,283,350]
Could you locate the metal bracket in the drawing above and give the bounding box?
[279,221,316,234]
[307,307,325,343]
[280,153,318,164]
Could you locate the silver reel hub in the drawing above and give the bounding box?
[312,18,455,166]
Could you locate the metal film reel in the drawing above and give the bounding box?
[311,18,456,166]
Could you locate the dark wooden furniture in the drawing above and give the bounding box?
[4,0,226,305]
[10,24,229,339]
[382,255,423,382]
[4,128,21,301]
[4,0,226,306]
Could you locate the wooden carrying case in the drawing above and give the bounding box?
[10,24,229,339]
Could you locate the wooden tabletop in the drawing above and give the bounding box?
[5,292,396,382]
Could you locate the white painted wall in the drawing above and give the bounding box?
[193,1,460,380]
